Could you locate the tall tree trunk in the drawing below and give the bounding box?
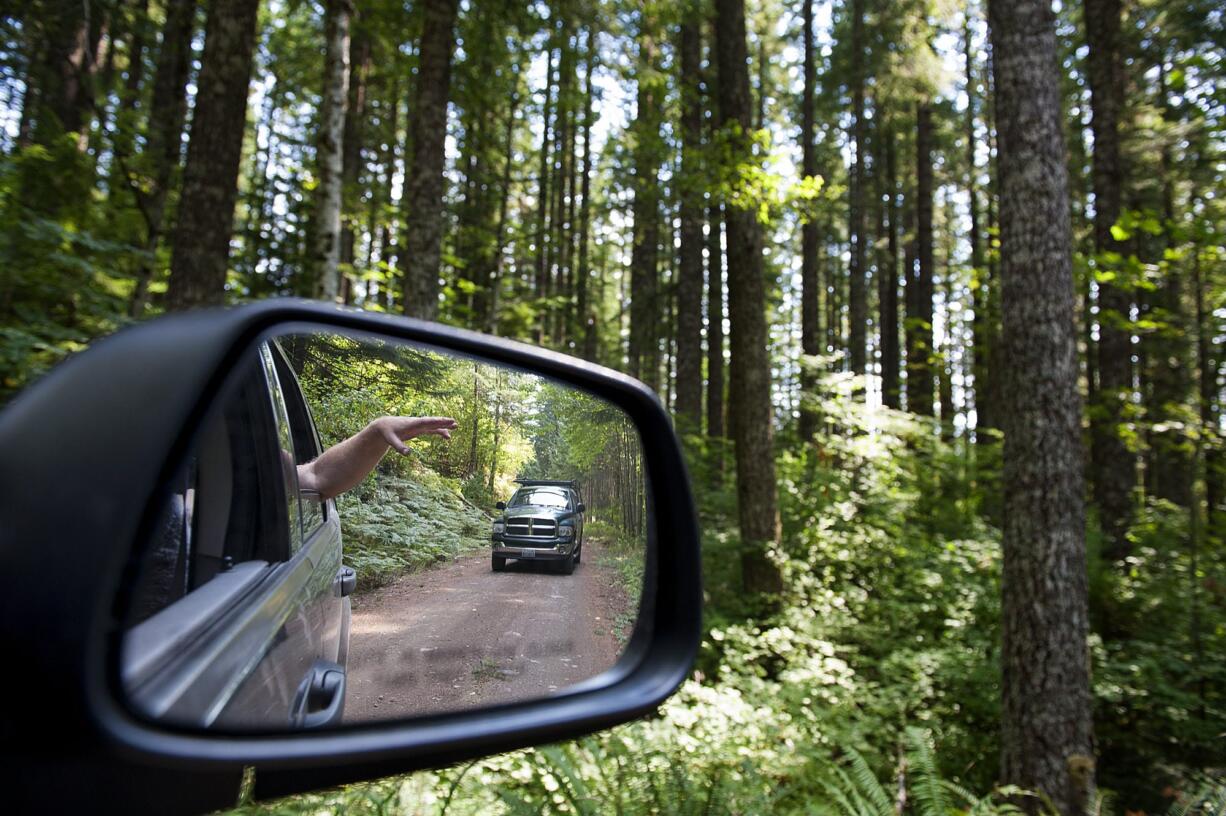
[828,211,842,368]
[1084,0,1133,557]
[1146,61,1192,507]
[15,1,107,226]
[487,369,501,493]
[707,199,725,441]
[675,15,704,429]
[129,0,195,316]
[310,0,352,303]
[966,10,993,435]
[715,0,783,597]
[847,0,868,378]
[799,0,823,435]
[486,65,521,334]
[32,0,99,139]
[880,119,901,409]
[120,0,148,117]
[467,364,480,477]
[533,40,556,342]
[990,1,1096,812]
[401,0,459,320]
[903,159,920,411]
[549,18,575,344]
[1192,212,1222,535]
[629,16,661,390]
[939,193,957,434]
[577,41,596,359]
[165,0,261,310]
[339,27,372,290]
[706,55,726,443]
[912,101,935,416]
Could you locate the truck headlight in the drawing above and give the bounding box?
[493,522,505,534]
[558,526,574,538]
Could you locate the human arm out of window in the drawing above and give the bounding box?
[295,416,457,501]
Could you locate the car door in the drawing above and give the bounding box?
[122,344,347,730]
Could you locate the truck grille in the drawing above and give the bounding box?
[505,517,558,539]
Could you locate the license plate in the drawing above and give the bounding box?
[519,548,535,558]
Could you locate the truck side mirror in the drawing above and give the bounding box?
[495,501,506,510]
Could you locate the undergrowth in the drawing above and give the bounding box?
[340,463,491,593]
[587,519,645,644]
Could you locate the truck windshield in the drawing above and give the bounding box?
[510,489,569,508]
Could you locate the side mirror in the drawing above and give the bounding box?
[495,501,506,510]
[0,300,700,807]
[576,503,586,513]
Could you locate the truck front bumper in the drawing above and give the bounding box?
[492,537,576,561]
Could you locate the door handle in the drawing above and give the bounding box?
[291,659,346,729]
[334,566,356,597]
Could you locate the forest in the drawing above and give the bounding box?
[1,0,1224,813]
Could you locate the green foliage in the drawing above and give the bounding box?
[339,470,490,592]
[0,142,143,402]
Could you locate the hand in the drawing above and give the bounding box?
[375,416,458,454]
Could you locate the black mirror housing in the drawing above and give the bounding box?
[495,501,506,510]
[0,301,701,813]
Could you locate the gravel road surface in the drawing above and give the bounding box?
[344,539,628,722]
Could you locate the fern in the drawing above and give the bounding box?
[535,745,598,816]
[907,729,953,816]
[1169,781,1226,816]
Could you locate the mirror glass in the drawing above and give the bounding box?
[120,328,648,731]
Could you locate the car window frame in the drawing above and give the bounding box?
[266,340,329,536]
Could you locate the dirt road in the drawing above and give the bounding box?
[343,539,628,723]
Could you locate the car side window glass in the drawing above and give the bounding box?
[268,341,326,536]
[127,354,293,623]
[258,344,304,554]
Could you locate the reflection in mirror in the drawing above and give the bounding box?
[121,329,648,731]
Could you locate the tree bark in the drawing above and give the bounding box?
[965,12,993,436]
[847,0,868,378]
[487,64,521,334]
[879,117,900,410]
[903,155,920,411]
[339,27,372,290]
[912,101,935,416]
[708,199,725,441]
[799,0,823,434]
[577,41,596,359]
[1145,61,1192,507]
[533,39,557,341]
[706,54,725,442]
[166,0,261,310]
[128,0,195,316]
[675,15,704,429]
[1084,0,1134,556]
[629,17,662,390]
[989,0,1097,812]
[549,18,575,344]
[715,0,783,597]
[309,0,352,303]
[401,0,459,320]
[31,0,99,139]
